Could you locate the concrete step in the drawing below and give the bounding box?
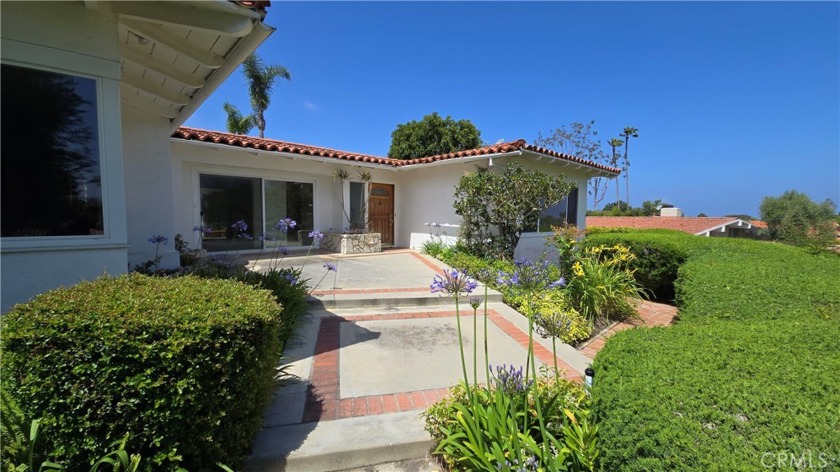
[245,411,433,472]
[308,287,503,310]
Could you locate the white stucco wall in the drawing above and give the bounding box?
[1,2,129,310]
[122,107,179,270]
[171,141,406,250]
[398,155,594,259]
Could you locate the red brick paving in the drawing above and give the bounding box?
[578,300,679,359]
[302,309,585,423]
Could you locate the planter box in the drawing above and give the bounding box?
[322,232,381,254]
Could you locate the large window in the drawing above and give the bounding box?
[1,64,103,237]
[199,174,314,252]
[530,188,579,232]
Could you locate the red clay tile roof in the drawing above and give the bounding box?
[749,220,768,229]
[585,216,755,235]
[171,127,621,174]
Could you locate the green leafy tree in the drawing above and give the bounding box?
[619,127,639,206]
[453,163,574,259]
[588,199,670,217]
[388,112,481,159]
[759,190,836,245]
[224,53,290,138]
[697,212,708,217]
[223,102,254,135]
[535,120,610,210]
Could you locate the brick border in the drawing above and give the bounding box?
[578,300,679,359]
[302,309,582,423]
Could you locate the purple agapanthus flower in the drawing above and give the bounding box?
[430,268,478,296]
[497,258,561,291]
[548,277,567,289]
[308,230,325,241]
[324,262,338,272]
[283,273,298,285]
[231,220,248,233]
[237,233,254,240]
[147,234,168,245]
[279,247,289,256]
[192,224,212,234]
[490,364,533,395]
[275,217,297,233]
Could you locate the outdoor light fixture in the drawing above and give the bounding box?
[584,367,595,390]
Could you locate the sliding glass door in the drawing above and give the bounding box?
[199,174,314,252]
[199,175,263,252]
[264,180,314,247]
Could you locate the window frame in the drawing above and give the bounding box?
[1,39,124,250]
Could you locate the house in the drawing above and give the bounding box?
[169,128,619,260]
[1,1,619,310]
[587,208,764,238]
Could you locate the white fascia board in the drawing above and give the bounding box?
[694,219,743,236]
[172,139,393,170]
[520,150,619,178]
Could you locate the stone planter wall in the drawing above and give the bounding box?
[322,232,381,254]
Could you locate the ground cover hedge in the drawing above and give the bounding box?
[1,274,282,471]
[585,230,840,470]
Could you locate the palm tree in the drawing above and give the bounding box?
[242,53,290,138]
[223,102,254,135]
[607,137,624,205]
[619,127,639,207]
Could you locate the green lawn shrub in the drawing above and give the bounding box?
[588,231,840,471]
[582,229,693,302]
[1,274,282,471]
[238,268,309,353]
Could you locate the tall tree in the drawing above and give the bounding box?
[388,112,482,158]
[223,102,254,135]
[242,53,290,138]
[607,137,624,206]
[619,127,639,206]
[535,120,609,210]
[759,190,836,245]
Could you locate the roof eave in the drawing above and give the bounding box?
[394,150,523,170]
[520,150,620,178]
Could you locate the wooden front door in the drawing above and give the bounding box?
[368,183,394,245]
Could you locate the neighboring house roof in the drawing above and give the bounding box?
[749,220,768,229]
[171,127,621,175]
[586,216,759,236]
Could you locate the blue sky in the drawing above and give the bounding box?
[185,1,840,218]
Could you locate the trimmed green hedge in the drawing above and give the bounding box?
[587,231,840,470]
[1,274,282,471]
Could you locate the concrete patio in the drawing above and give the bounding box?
[242,249,677,471]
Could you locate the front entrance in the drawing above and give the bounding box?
[368,182,394,246]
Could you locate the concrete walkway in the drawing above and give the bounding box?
[243,250,592,471]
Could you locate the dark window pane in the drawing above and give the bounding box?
[349,182,365,230]
[265,180,314,246]
[199,175,262,252]
[1,64,103,236]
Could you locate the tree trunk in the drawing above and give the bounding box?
[624,140,630,207]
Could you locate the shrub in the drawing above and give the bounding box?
[589,231,840,471]
[1,274,281,471]
[583,229,693,302]
[504,291,591,344]
[239,267,309,352]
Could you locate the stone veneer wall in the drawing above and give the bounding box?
[322,232,381,254]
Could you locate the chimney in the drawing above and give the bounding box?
[660,207,683,217]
